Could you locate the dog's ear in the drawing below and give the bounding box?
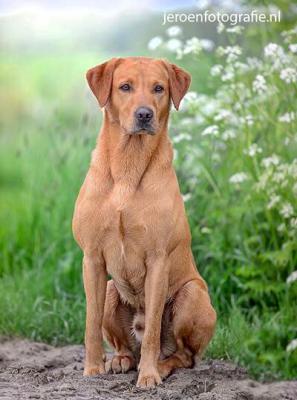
[86,58,119,108]
[163,61,191,110]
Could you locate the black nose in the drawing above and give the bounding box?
[135,107,153,123]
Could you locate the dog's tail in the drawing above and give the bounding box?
[132,312,145,343]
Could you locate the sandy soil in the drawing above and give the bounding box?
[0,338,296,400]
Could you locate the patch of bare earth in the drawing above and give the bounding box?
[0,338,296,399]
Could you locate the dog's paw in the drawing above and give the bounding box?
[105,355,135,374]
[83,363,105,376]
[136,368,162,388]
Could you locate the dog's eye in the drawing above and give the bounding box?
[154,85,164,93]
[120,83,131,92]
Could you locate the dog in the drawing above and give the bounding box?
[72,57,216,388]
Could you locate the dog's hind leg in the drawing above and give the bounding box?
[158,279,216,379]
[103,280,138,373]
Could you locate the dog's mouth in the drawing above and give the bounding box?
[131,123,156,136]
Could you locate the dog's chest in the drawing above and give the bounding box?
[101,198,148,308]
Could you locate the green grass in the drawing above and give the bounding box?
[1,41,297,381]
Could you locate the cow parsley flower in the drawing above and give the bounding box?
[226,26,244,35]
[222,129,236,141]
[280,202,294,218]
[247,57,263,70]
[183,37,202,55]
[210,64,223,77]
[166,38,183,52]
[280,68,297,84]
[262,154,280,168]
[200,39,215,52]
[277,223,286,233]
[201,125,219,136]
[267,194,280,209]
[182,193,192,202]
[286,271,297,285]
[264,43,284,59]
[173,133,192,144]
[229,172,248,184]
[286,339,297,352]
[221,67,235,82]
[166,26,182,37]
[148,36,163,51]
[279,112,296,123]
[284,112,296,123]
[214,109,233,122]
[253,75,267,95]
[244,144,263,157]
[289,44,297,53]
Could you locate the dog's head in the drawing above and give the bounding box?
[86,57,191,135]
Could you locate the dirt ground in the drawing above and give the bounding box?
[0,338,296,400]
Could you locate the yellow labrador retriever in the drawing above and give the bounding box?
[72,57,216,388]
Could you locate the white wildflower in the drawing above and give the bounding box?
[267,194,280,209]
[200,39,215,52]
[173,133,192,144]
[264,43,284,59]
[277,223,286,233]
[291,218,297,229]
[221,68,235,82]
[183,37,202,55]
[166,38,183,52]
[234,62,249,74]
[210,64,223,77]
[293,182,297,196]
[217,46,242,62]
[247,57,263,70]
[182,193,192,202]
[239,114,254,126]
[286,339,297,352]
[184,91,198,102]
[280,68,297,84]
[222,129,236,141]
[166,26,182,37]
[279,112,296,123]
[290,218,297,230]
[288,160,297,178]
[148,36,163,51]
[201,125,219,136]
[253,75,267,95]
[201,226,212,234]
[229,172,248,184]
[214,109,232,122]
[286,271,297,285]
[289,44,297,53]
[225,46,242,63]
[179,91,199,111]
[262,154,280,168]
[244,144,263,157]
[245,115,254,126]
[280,202,294,219]
[226,26,244,35]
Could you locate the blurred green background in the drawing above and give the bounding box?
[0,0,297,380]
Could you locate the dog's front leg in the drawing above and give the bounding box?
[83,252,107,376]
[137,254,168,388]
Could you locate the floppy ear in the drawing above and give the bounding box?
[86,58,119,108]
[164,61,191,110]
